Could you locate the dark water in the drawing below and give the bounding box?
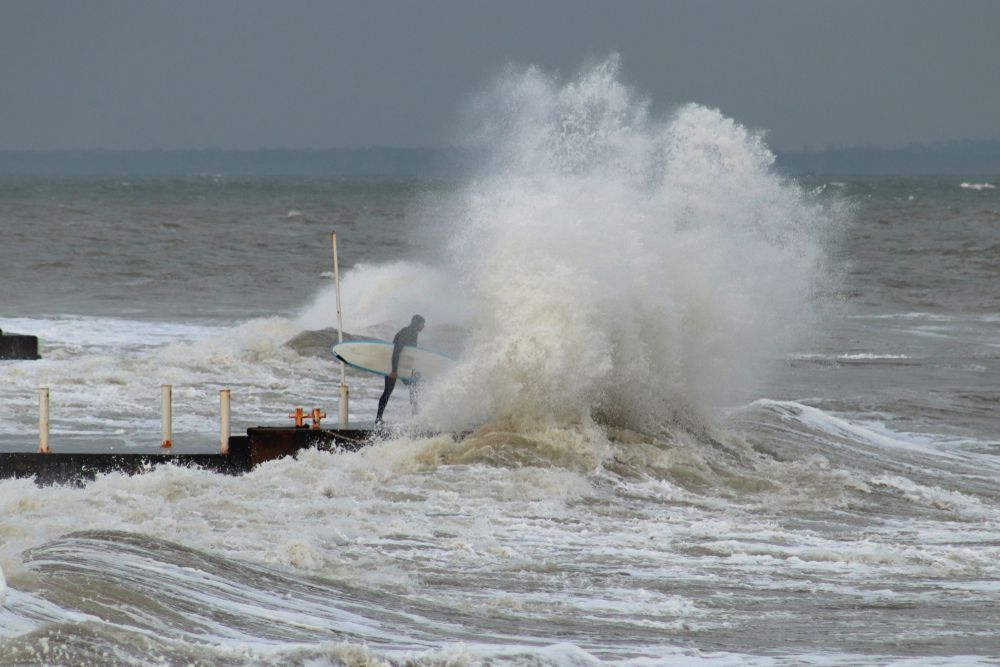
[1,177,444,321]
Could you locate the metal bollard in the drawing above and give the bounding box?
[219,389,231,454]
[38,387,50,453]
[289,407,307,427]
[161,384,172,448]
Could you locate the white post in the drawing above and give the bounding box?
[219,389,231,454]
[161,384,172,448]
[339,384,349,428]
[38,387,50,453]
[332,231,349,428]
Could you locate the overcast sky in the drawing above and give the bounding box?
[2,0,998,152]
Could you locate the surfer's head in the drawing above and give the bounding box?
[411,314,425,330]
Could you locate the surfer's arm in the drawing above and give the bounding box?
[389,339,404,378]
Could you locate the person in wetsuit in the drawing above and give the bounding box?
[375,314,425,424]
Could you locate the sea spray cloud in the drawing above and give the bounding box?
[418,57,839,430]
[297,261,468,333]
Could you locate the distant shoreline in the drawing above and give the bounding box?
[1,142,999,178]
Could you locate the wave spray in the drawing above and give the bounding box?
[419,57,840,432]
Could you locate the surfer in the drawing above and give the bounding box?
[375,314,425,424]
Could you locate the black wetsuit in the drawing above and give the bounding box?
[375,322,421,422]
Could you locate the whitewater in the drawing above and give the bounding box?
[1,59,999,665]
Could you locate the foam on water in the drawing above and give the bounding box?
[2,393,1000,663]
[0,315,336,441]
[0,315,223,352]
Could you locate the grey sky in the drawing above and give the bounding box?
[2,0,998,152]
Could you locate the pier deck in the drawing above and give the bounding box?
[0,425,375,485]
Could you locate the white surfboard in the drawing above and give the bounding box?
[332,341,454,381]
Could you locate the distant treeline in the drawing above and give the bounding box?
[775,140,1000,177]
[0,148,470,179]
[1,141,999,178]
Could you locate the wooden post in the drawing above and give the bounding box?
[161,384,172,448]
[38,387,50,453]
[219,389,231,454]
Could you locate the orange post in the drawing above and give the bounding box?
[288,407,307,428]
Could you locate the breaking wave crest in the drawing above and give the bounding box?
[415,56,843,432]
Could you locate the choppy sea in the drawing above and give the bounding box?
[2,67,999,666]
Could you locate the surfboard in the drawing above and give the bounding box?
[332,341,454,380]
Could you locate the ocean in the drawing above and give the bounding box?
[2,64,999,666]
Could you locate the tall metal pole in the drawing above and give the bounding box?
[332,232,349,427]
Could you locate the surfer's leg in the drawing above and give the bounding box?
[376,376,396,422]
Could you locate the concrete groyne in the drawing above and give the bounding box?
[0,329,39,360]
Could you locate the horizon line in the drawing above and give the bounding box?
[2,139,1000,155]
